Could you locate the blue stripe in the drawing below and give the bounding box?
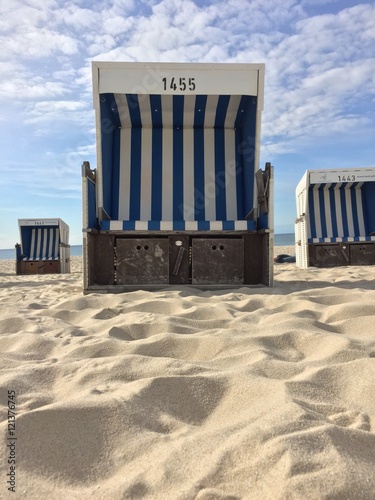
[151,95,163,220]
[173,221,185,230]
[329,185,338,237]
[339,187,349,237]
[235,96,252,129]
[126,94,142,126]
[318,186,327,238]
[214,95,230,128]
[129,127,142,219]
[173,95,184,220]
[123,221,135,230]
[148,221,160,230]
[198,221,210,230]
[350,186,360,236]
[150,95,162,127]
[88,178,98,229]
[363,182,375,232]
[222,221,234,230]
[194,96,207,220]
[194,95,207,127]
[214,127,227,220]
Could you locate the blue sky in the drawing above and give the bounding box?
[1,0,374,248]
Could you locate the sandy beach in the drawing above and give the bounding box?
[1,248,375,499]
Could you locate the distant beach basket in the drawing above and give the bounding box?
[295,168,375,268]
[15,218,70,274]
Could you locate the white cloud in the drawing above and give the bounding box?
[0,77,67,100]
[24,100,89,125]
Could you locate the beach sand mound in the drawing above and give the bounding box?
[0,254,375,499]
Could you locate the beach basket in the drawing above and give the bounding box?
[295,168,375,268]
[16,218,70,274]
[82,62,274,291]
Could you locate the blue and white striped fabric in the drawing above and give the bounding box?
[101,220,257,231]
[100,93,257,228]
[308,182,375,243]
[23,228,60,260]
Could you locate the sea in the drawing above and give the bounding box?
[0,233,295,260]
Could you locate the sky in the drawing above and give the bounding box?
[1,0,374,248]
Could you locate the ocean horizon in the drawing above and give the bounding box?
[0,233,295,260]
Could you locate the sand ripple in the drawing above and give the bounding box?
[0,256,375,498]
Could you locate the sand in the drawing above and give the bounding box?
[1,249,375,499]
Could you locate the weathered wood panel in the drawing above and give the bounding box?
[192,238,244,285]
[116,238,169,285]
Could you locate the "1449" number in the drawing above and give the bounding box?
[162,77,196,91]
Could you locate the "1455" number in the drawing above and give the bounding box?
[162,77,196,91]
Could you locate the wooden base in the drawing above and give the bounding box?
[308,242,375,267]
[16,260,61,275]
[85,231,271,291]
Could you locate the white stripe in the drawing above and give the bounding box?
[225,95,242,129]
[54,228,60,259]
[312,185,321,239]
[160,221,173,230]
[345,188,354,236]
[204,128,216,220]
[118,128,131,220]
[35,229,42,260]
[210,221,223,230]
[135,221,148,230]
[115,94,131,128]
[224,129,237,220]
[30,229,36,260]
[162,124,173,219]
[140,128,152,220]
[235,221,247,230]
[204,95,219,221]
[42,228,48,259]
[110,221,123,230]
[183,127,195,221]
[183,95,196,128]
[323,184,332,238]
[204,95,219,128]
[138,96,153,220]
[160,94,173,128]
[48,228,54,259]
[355,187,366,236]
[185,221,198,230]
[334,187,344,237]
